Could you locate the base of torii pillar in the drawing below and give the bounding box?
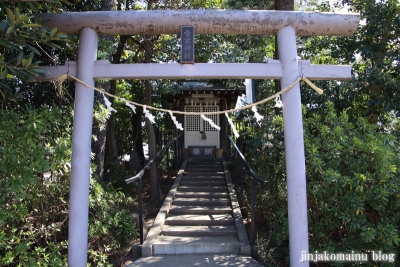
[278,26,310,267]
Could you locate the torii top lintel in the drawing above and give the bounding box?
[41,10,360,37]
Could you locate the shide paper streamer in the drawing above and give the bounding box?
[201,114,221,131]
[225,113,239,138]
[103,94,117,113]
[55,74,324,138]
[143,105,155,124]
[124,99,137,113]
[169,111,184,130]
[275,95,283,108]
[251,106,264,124]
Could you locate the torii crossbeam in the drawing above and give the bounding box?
[38,10,360,267]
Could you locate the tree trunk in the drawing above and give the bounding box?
[104,34,129,177]
[145,79,160,203]
[274,0,294,114]
[92,90,108,181]
[136,130,146,166]
[91,0,116,181]
[144,0,160,204]
[101,0,115,10]
[275,0,294,10]
[107,80,119,169]
[129,111,145,174]
[131,111,145,165]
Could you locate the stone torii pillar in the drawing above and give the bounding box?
[278,26,309,266]
[39,10,360,267]
[68,27,98,267]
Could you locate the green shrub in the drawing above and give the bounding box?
[243,102,400,266]
[88,180,138,266]
[0,107,139,266]
[0,107,72,266]
[304,103,400,266]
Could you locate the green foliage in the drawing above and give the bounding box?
[240,102,400,266]
[304,103,400,264]
[0,106,72,266]
[0,107,139,266]
[299,0,400,119]
[235,109,289,265]
[225,0,273,10]
[88,180,138,266]
[0,1,69,104]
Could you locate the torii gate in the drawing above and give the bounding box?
[40,10,359,267]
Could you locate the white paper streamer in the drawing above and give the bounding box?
[251,106,264,123]
[201,114,221,131]
[169,111,183,130]
[225,113,239,138]
[143,105,155,124]
[122,98,136,113]
[103,94,117,113]
[274,96,282,108]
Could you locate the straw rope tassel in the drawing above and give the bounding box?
[53,73,69,97]
[302,77,324,95]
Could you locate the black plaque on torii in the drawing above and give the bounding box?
[181,26,195,64]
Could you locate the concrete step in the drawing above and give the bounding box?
[183,171,225,176]
[185,167,223,171]
[185,165,223,168]
[173,198,231,206]
[187,160,222,164]
[169,205,233,215]
[165,214,234,226]
[152,236,240,255]
[186,163,222,167]
[174,192,230,198]
[187,165,222,168]
[182,175,226,180]
[180,180,227,186]
[161,225,237,237]
[181,176,226,181]
[128,254,264,267]
[183,173,225,177]
[183,173,225,178]
[184,169,222,173]
[178,186,227,192]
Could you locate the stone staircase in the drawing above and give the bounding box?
[142,158,250,257]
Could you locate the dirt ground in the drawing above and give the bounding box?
[117,216,156,267]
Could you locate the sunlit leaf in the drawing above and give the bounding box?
[15,14,29,25]
[5,25,15,35]
[20,24,42,28]
[25,43,41,56]
[49,27,58,38]
[6,8,15,25]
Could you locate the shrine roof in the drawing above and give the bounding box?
[165,81,245,108]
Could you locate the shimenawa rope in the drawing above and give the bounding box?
[54,74,323,116]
